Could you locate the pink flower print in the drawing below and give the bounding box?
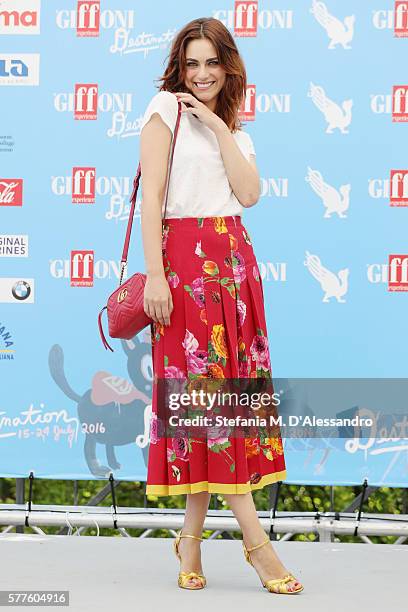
[250,334,271,372]
[186,349,208,374]
[191,277,205,308]
[242,228,252,245]
[164,367,188,399]
[167,272,179,288]
[165,365,186,379]
[207,437,229,448]
[232,251,247,283]
[182,330,208,374]
[236,298,247,327]
[172,436,189,459]
[162,226,170,251]
[207,425,230,443]
[182,329,199,354]
[239,358,251,377]
[195,240,206,257]
[150,412,159,444]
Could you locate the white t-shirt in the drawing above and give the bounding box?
[139,90,256,219]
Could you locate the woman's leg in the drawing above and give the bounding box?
[178,491,211,587]
[222,492,301,592]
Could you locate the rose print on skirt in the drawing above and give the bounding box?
[146,215,287,495]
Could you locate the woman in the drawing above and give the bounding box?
[139,17,304,595]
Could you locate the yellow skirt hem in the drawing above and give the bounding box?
[145,469,287,496]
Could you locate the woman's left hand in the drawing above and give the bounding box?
[174,91,227,133]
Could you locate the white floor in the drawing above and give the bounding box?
[0,533,405,611]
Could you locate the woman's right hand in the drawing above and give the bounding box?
[144,273,173,326]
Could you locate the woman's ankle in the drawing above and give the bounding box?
[181,527,203,538]
[243,531,269,549]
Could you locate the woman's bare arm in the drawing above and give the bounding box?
[139,113,174,326]
[213,124,260,207]
[173,91,259,208]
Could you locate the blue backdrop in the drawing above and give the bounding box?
[1,0,407,487]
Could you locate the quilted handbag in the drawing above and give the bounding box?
[98,97,182,352]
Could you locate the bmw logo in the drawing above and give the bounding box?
[12,280,31,301]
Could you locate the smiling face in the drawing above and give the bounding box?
[183,38,226,112]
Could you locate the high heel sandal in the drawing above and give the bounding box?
[173,529,207,590]
[242,537,304,594]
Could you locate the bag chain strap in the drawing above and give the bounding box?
[119,97,182,286]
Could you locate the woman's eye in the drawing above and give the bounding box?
[187,61,218,66]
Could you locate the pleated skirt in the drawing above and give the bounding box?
[146,215,287,496]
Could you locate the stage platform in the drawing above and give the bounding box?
[0,532,405,610]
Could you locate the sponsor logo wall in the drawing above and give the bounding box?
[1,1,407,486]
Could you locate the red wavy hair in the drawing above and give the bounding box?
[153,17,247,133]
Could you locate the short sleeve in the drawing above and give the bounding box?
[234,130,256,160]
[140,91,179,136]
[245,132,256,156]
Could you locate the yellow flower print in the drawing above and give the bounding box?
[245,438,260,458]
[214,217,228,234]
[151,321,165,347]
[199,308,207,325]
[264,437,284,456]
[202,260,219,276]
[187,377,209,409]
[229,233,238,251]
[264,448,274,461]
[157,322,165,335]
[242,227,252,245]
[211,324,229,359]
[208,363,225,378]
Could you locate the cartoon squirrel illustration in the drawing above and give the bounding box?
[308,82,353,134]
[310,0,355,49]
[305,167,351,218]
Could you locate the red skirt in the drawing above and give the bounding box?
[146,215,287,496]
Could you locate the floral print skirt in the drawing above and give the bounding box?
[146,215,287,496]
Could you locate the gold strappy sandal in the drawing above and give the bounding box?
[173,529,207,590]
[242,537,304,594]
